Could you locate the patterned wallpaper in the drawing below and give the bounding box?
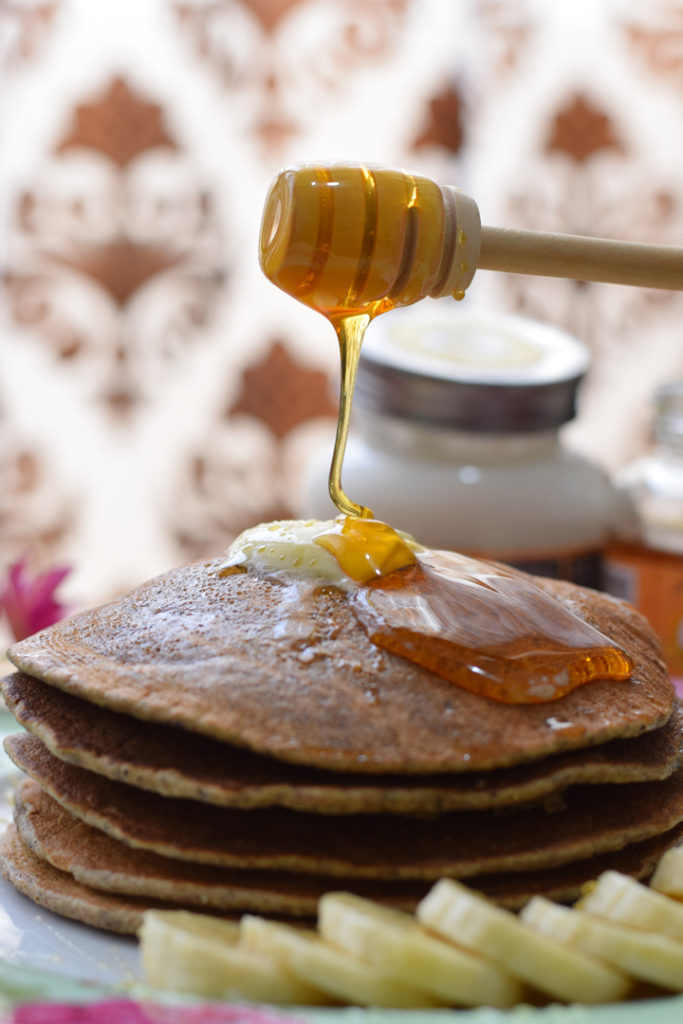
[1,0,683,627]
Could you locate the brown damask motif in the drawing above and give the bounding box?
[4,77,226,422]
[412,83,464,155]
[173,0,408,151]
[56,77,178,168]
[228,340,337,439]
[546,94,625,164]
[47,237,186,309]
[0,0,57,69]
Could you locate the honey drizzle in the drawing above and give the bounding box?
[349,551,633,705]
[330,314,374,519]
[315,516,417,582]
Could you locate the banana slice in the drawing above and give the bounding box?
[139,910,330,1004]
[651,846,683,901]
[577,870,683,942]
[240,913,439,1008]
[522,895,683,992]
[318,891,522,1009]
[417,878,630,1004]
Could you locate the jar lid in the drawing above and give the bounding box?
[355,306,590,432]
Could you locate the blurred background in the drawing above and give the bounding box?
[1,0,683,631]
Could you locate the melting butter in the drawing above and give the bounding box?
[220,517,421,586]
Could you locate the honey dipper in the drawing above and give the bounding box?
[260,163,683,316]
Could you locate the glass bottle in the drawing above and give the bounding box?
[603,382,683,677]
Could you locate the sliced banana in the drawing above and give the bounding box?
[139,910,330,1004]
[522,895,683,992]
[417,878,630,1004]
[318,891,522,1009]
[651,846,683,901]
[577,870,683,942]
[240,913,439,1008]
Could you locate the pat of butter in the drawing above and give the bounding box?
[221,519,357,585]
[221,518,420,585]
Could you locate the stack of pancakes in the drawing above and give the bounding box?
[1,553,682,935]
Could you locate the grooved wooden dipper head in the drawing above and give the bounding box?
[259,163,481,319]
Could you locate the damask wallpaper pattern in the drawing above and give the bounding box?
[1,0,682,632]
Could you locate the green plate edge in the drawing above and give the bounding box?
[1,962,683,1024]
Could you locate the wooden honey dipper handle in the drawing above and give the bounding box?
[478,226,683,291]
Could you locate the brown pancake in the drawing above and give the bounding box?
[14,778,683,918]
[12,779,428,915]
[6,673,681,816]
[6,557,673,774]
[9,732,683,880]
[0,825,315,936]
[4,674,681,815]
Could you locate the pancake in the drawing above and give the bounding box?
[11,779,683,931]
[4,674,681,815]
[12,779,427,916]
[0,825,316,936]
[6,557,673,774]
[8,732,683,880]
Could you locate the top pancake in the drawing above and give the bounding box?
[7,555,673,774]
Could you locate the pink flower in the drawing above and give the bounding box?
[10,1001,307,1024]
[0,557,72,642]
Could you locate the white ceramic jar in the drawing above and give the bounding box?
[300,306,628,589]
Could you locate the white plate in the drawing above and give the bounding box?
[0,757,142,996]
[0,870,142,991]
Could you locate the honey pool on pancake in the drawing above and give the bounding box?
[258,164,633,705]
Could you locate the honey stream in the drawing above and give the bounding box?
[330,315,373,518]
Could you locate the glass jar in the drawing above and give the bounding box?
[300,306,629,589]
[603,382,683,676]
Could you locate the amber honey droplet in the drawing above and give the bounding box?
[314,517,417,583]
[349,549,633,704]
